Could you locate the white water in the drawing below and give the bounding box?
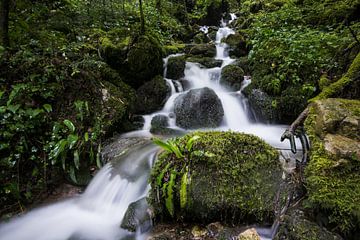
[0,17,297,240]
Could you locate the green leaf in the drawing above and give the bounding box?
[180,168,189,209]
[69,166,78,184]
[96,144,102,168]
[84,132,89,142]
[153,137,174,153]
[7,104,20,114]
[204,152,216,158]
[67,134,79,149]
[89,145,94,163]
[50,139,68,165]
[73,150,80,170]
[186,135,200,152]
[63,119,75,133]
[165,171,176,217]
[168,142,183,158]
[43,104,52,113]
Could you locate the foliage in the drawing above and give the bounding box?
[248,4,351,95]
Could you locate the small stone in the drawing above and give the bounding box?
[237,228,261,240]
[191,225,207,239]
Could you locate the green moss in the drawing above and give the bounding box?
[149,131,282,224]
[164,43,186,56]
[311,52,360,102]
[304,101,360,234]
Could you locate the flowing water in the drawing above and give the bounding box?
[0,15,298,240]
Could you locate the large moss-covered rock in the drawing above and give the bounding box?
[174,87,224,129]
[124,35,164,87]
[149,131,282,224]
[134,76,169,114]
[166,56,186,80]
[220,64,244,90]
[121,198,152,232]
[304,98,360,237]
[100,36,129,71]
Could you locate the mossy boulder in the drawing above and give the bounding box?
[304,98,360,237]
[124,35,164,88]
[166,56,186,80]
[100,36,129,71]
[99,80,136,135]
[186,57,222,68]
[220,64,245,90]
[185,44,216,58]
[174,87,224,129]
[134,76,169,114]
[274,209,343,240]
[149,131,282,224]
[223,33,249,58]
[193,32,211,44]
[164,43,186,56]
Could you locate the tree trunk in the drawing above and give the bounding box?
[0,0,10,47]
[139,0,145,34]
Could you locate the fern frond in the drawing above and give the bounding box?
[165,171,177,217]
[180,167,189,209]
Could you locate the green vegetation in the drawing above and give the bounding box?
[235,0,360,122]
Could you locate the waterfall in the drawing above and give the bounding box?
[0,16,299,240]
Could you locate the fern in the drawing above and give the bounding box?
[180,167,189,209]
[165,171,176,217]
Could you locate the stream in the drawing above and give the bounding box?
[0,15,300,240]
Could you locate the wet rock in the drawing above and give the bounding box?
[243,87,278,122]
[166,56,186,80]
[150,115,169,134]
[193,32,211,44]
[174,87,224,129]
[134,76,169,114]
[191,225,208,238]
[121,198,153,233]
[186,57,222,68]
[304,99,360,237]
[185,44,216,58]
[101,137,151,163]
[274,209,343,240]
[220,64,244,90]
[149,131,282,223]
[237,228,261,240]
[223,33,249,58]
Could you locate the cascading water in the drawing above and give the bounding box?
[0,15,298,240]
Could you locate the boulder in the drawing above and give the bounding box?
[121,198,152,233]
[149,131,282,224]
[134,76,169,114]
[304,99,360,237]
[100,36,129,71]
[186,57,223,68]
[220,64,245,90]
[166,56,186,80]
[174,87,224,129]
[185,44,216,58]
[150,115,172,136]
[274,209,343,240]
[237,228,261,240]
[123,35,164,88]
[243,87,278,122]
[223,33,249,58]
[193,32,211,44]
